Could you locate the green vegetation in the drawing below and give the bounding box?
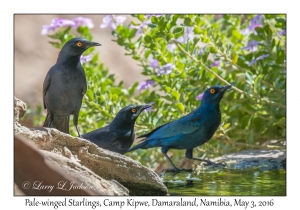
[26,14,286,169]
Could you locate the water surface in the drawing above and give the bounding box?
[162,169,286,196]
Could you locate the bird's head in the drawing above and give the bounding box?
[60,38,101,56]
[201,85,231,104]
[116,104,152,124]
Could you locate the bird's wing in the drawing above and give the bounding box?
[139,113,202,140]
[42,71,51,109]
[82,75,87,95]
[78,64,87,95]
[138,122,172,138]
[82,127,118,149]
[82,83,87,95]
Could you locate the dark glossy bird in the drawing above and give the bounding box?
[82,104,152,154]
[127,85,231,171]
[43,38,101,137]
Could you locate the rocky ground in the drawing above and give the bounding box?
[14,97,167,196]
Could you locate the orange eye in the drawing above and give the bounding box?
[210,89,215,94]
[77,42,82,47]
[132,108,136,113]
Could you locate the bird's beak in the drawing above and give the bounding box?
[221,85,232,92]
[140,104,152,112]
[87,41,101,47]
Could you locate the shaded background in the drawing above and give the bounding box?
[14,14,145,113]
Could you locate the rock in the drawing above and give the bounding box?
[14,134,101,195]
[41,150,128,195]
[212,149,286,170]
[77,145,166,195]
[14,97,168,196]
[14,96,26,122]
[14,183,25,195]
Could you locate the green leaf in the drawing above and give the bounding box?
[137,14,145,21]
[254,75,263,94]
[155,31,166,37]
[247,131,254,144]
[163,85,171,93]
[111,94,118,102]
[148,23,157,28]
[231,30,242,40]
[158,16,167,30]
[48,41,61,49]
[179,71,186,79]
[117,38,125,46]
[232,53,239,64]
[170,14,180,27]
[100,109,112,117]
[176,102,185,112]
[129,29,137,38]
[245,72,254,85]
[151,16,159,24]
[144,35,152,43]
[110,87,123,95]
[201,37,210,43]
[195,16,201,25]
[144,50,151,59]
[193,37,200,45]
[176,61,185,71]
[171,90,180,101]
[86,90,94,101]
[208,46,218,54]
[223,123,230,130]
[166,33,174,41]
[173,26,184,38]
[211,66,219,72]
[255,27,265,37]
[201,52,209,62]
[194,26,201,34]
[184,18,193,26]
[129,82,139,95]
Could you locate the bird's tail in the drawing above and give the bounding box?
[43,113,70,134]
[127,139,159,153]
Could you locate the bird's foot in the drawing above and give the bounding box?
[75,126,82,139]
[45,128,52,136]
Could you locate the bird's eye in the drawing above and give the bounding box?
[77,42,82,47]
[210,89,216,94]
[131,108,137,113]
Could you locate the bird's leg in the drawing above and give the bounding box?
[73,114,82,137]
[185,149,215,166]
[45,114,55,136]
[47,113,54,127]
[162,147,181,172]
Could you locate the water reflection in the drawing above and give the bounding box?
[162,169,286,196]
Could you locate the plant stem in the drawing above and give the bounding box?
[172,40,286,109]
[210,43,248,73]
[262,15,285,43]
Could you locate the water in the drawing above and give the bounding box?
[162,169,286,196]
